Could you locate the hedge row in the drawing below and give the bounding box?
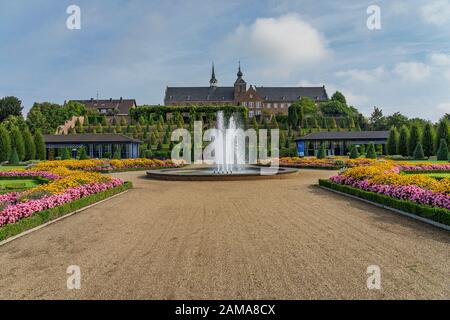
[318,179,450,226]
[0,181,133,242]
[281,165,341,170]
[402,170,450,174]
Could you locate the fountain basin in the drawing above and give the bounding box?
[146,165,298,181]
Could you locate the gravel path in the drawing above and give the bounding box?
[0,170,449,299]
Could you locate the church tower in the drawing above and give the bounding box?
[234,62,247,100]
[209,63,218,87]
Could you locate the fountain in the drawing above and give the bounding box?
[146,112,298,181]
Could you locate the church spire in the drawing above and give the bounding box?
[209,62,218,87]
[237,61,243,78]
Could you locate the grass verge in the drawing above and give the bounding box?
[318,179,450,226]
[0,181,133,242]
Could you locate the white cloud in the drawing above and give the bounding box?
[429,52,450,66]
[334,67,386,82]
[225,14,330,75]
[420,0,450,25]
[393,62,431,81]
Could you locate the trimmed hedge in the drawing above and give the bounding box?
[319,179,450,226]
[0,181,133,242]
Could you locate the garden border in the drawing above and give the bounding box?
[0,181,133,244]
[318,179,450,231]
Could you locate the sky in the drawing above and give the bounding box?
[1,0,450,121]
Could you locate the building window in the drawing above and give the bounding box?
[242,102,247,107]
[248,101,254,108]
[256,110,261,116]
[256,101,261,108]
[267,103,271,109]
[249,111,254,117]
[274,103,278,109]
[281,103,285,108]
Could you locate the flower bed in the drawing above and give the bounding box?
[0,164,128,233]
[323,160,450,224]
[279,157,377,169]
[33,159,181,173]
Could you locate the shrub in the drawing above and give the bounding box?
[349,145,359,159]
[437,138,449,161]
[78,147,89,160]
[413,142,425,160]
[317,145,326,159]
[9,148,20,165]
[62,148,71,160]
[366,144,377,159]
[34,130,46,160]
[0,124,11,162]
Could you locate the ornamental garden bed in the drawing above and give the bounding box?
[319,179,450,227]
[321,160,450,227]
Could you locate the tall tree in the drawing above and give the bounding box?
[22,126,36,160]
[9,126,25,161]
[398,125,410,156]
[331,91,347,104]
[421,123,435,158]
[437,139,449,161]
[436,118,449,149]
[408,124,421,157]
[369,107,387,130]
[34,130,46,160]
[0,96,23,122]
[387,126,399,155]
[0,125,11,162]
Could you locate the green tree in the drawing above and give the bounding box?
[408,124,421,157]
[366,143,377,159]
[422,123,435,157]
[0,125,11,162]
[331,91,347,104]
[0,96,23,122]
[413,142,425,160]
[22,127,36,160]
[437,139,449,161]
[349,145,359,159]
[436,119,449,149]
[78,147,89,160]
[386,127,399,155]
[9,126,25,161]
[34,130,46,160]
[62,148,71,160]
[9,148,19,165]
[398,125,410,156]
[369,107,387,130]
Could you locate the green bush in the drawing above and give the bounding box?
[317,145,326,159]
[366,143,377,159]
[319,179,450,226]
[413,142,425,160]
[61,148,71,160]
[78,147,89,160]
[349,145,359,159]
[437,138,449,161]
[9,148,19,165]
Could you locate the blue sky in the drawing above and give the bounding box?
[1,0,450,121]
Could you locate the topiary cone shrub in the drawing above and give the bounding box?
[413,142,425,160]
[317,145,326,159]
[437,138,449,161]
[9,148,20,165]
[366,143,377,159]
[349,145,359,159]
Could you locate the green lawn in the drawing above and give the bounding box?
[0,179,39,193]
[0,165,27,171]
[427,173,450,179]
